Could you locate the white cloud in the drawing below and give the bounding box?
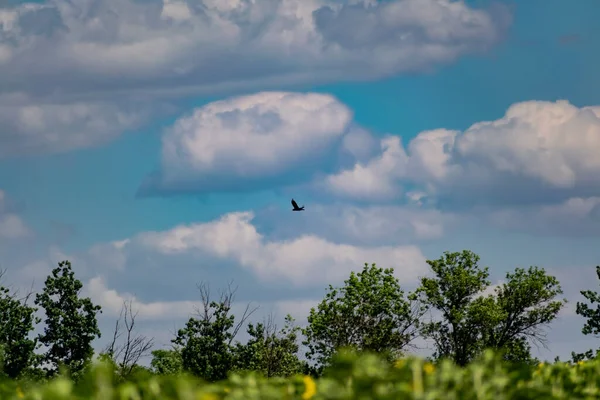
[0,214,30,239]
[0,95,157,157]
[324,136,409,200]
[475,279,505,299]
[0,189,30,239]
[86,276,199,320]
[0,0,509,102]
[449,101,600,189]
[141,91,353,193]
[405,128,459,183]
[135,211,429,286]
[323,100,600,208]
[340,126,378,161]
[88,240,131,271]
[488,196,600,236]
[333,204,451,241]
[277,203,452,244]
[85,275,320,325]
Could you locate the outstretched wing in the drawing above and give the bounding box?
[291,199,299,208]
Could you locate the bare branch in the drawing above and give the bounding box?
[20,280,36,306]
[194,282,213,321]
[230,301,259,345]
[105,299,154,376]
[194,280,259,345]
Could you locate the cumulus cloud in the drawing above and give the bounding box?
[141,95,600,235]
[340,126,379,163]
[0,0,511,158]
[0,0,510,101]
[139,91,354,194]
[324,100,600,209]
[62,210,428,294]
[487,196,600,237]
[449,101,600,189]
[324,136,409,201]
[0,189,30,239]
[254,202,454,246]
[135,211,428,286]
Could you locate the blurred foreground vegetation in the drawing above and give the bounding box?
[1,349,600,400]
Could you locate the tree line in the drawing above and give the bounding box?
[0,251,599,382]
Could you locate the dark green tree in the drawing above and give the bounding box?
[303,263,424,370]
[572,266,600,362]
[233,314,306,377]
[416,250,565,366]
[150,349,183,375]
[489,266,564,363]
[172,282,256,382]
[0,278,40,378]
[34,260,102,378]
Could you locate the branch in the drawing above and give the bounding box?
[106,299,154,375]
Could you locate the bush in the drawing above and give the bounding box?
[1,350,599,399]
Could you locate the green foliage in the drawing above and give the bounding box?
[2,350,600,399]
[416,250,565,366]
[416,250,491,366]
[490,266,565,363]
[0,251,582,397]
[171,281,304,381]
[0,285,40,378]
[303,263,423,370]
[151,349,183,376]
[173,299,236,382]
[232,314,306,377]
[572,265,600,362]
[34,261,102,379]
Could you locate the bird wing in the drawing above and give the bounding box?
[291,199,299,208]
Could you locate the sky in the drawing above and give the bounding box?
[1,0,599,363]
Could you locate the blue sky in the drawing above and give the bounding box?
[1,0,599,361]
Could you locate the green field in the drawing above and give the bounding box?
[1,350,599,400]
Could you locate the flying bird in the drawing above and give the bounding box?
[291,198,305,211]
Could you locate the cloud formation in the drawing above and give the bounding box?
[325,100,600,209]
[140,91,354,194]
[5,208,426,301]
[487,197,600,237]
[254,202,454,246]
[135,211,428,286]
[0,0,510,101]
[324,136,409,201]
[141,94,600,240]
[0,96,153,157]
[0,189,30,239]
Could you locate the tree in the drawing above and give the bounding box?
[572,266,600,362]
[415,250,565,366]
[489,266,564,360]
[233,314,306,377]
[0,275,40,378]
[172,281,257,381]
[303,263,424,370]
[103,299,154,379]
[34,260,102,378]
[150,349,183,375]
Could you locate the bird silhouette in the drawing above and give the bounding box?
[291,198,305,211]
